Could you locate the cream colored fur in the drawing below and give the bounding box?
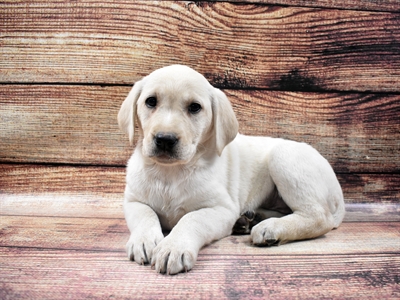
[118,65,345,275]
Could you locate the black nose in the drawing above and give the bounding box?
[154,133,178,152]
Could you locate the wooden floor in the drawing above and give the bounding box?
[1,164,399,299]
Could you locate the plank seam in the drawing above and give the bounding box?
[2,161,399,175]
[1,82,400,95]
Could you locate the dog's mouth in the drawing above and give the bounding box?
[149,151,181,165]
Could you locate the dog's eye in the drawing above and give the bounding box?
[188,103,202,114]
[145,97,157,108]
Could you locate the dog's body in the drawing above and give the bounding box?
[118,65,345,275]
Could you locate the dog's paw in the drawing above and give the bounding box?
[151,236,197,275]
[250,218,282,247]
[126,230,164,265]
[232,211,254,234]
[232,211,264,235]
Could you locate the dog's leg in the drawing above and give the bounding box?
[251,142,341,246]
[251,210,335,246]
[151,206,236,275]
[124,200,164,265]
[250,178,337,246]
[250,173,337,246]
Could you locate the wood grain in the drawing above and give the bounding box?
[223,0,400,12]
[344,203,400,222]
[1,86,399,172]
[1,215,399,255]
[0,165,398,223]
[229,90,400,173]
[2,191,399,221]
[337,173,400,205]
[1,165,400,214]
[0,164,126,195]
[1,2,399,92]
[0,85,132,165]
[1,248,398,299]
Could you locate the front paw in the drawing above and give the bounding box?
[151,237,197,275]
[251,218,281,246]
[126,230,164,265]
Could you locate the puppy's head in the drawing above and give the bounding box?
[118,65,238,165]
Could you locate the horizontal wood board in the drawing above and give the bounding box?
[1,248,398,299]
[1,0,399,12]
[1,165,399,214]
[2,192,399,221]
[1,215,399,254]
[1,1,399,92]
[222,0,400,12]
[1,85,399,173]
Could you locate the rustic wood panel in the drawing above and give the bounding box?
[224,0,400,12]
[0,193,123,219]
[0,216,127,252]
[230,90,400,173]
[343,203,400,222]
[0,164,126,219]
[1,248,398,299]
[0,85,132,165]
[1,216,399,255]
[1,2,399,92]
[2,192,399,221]
[337,173,400,205]
[344,203,400,222]
[1,86,399,172]
[1,165,399,216]
[0,164,126,195]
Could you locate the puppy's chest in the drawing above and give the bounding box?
[134,173,195,219]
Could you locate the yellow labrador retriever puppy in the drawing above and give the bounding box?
[118,65,345,275]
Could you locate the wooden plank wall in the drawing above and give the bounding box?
[1,0,399,204]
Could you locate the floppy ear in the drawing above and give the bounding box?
[118,80,143,145]
[212,88,239,156]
